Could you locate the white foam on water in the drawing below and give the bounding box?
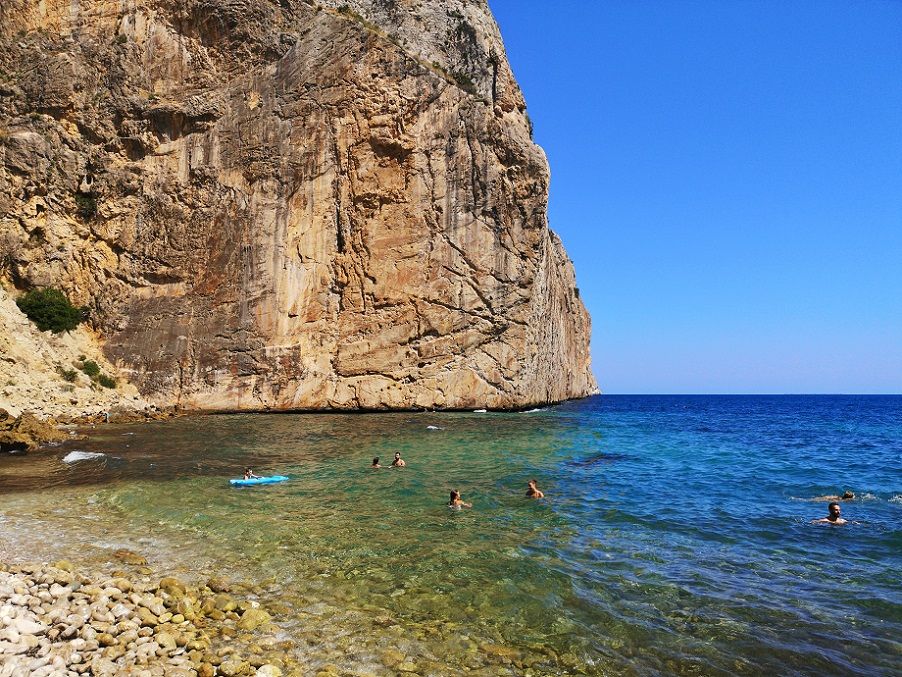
[473,409,487,413]
[62,451,107,463]
[426,425,442,430]
[522,407,547,413]
[889,495,902,505]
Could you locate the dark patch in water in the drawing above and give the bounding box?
[572,451,630,467]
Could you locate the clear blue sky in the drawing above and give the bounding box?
[489,0,902,394]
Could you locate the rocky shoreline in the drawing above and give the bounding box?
[0,558,294,677]
[0,407,179,455]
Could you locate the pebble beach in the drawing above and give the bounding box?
[0,559,288,677]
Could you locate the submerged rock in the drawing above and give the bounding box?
[111,549,147,566]
[236,608,272,632]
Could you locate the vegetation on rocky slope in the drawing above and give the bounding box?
[15,288,85,334]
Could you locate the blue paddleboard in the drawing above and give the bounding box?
[229,475,289,487]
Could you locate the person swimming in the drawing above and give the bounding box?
[371,457,382,468]
[243,467,261,480]
[448,489,472,509]
[811,502,848,525]
[526,479,545,499]
[391,452,406,468]
[799,490,855,502]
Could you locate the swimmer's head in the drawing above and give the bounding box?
[450,490,460,501]
[394,452,401,459]
[244,467,251,473]
[842,491,854,500]
[828,502,841,517]
[372,457,379,466]
[528,479,537,488]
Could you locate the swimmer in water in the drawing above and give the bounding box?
[243,467,261,480]
[391,452,406,468]
[448,490,472,509]
[811,502,848,525]
[799,490,855,502]
[526,479,545,499]
[371,457,382,468]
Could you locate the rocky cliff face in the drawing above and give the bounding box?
[0,0,596,411]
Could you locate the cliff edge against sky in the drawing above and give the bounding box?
[0,0,596,413]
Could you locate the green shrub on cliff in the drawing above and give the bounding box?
[16,288,85,333]
[97,374,117,389]
[80,360,101,378]
[74,192,97,220]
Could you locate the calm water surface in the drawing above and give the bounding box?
[1,395,900,675]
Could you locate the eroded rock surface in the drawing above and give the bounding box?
[0,0,596,411]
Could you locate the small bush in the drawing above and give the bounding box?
[75,192,97,220]
[97,373,117,389]
[80,360,101,378]
[115,33,127,44]
[16,288,85,333]
[58,367,78,382]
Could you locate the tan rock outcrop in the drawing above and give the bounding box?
[0,0,596,412]
[0,285,150,420]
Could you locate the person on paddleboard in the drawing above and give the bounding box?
[243,467,261,480]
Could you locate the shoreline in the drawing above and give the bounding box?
[0,393,599,456]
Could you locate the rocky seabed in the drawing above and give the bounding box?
[0,562,287,677]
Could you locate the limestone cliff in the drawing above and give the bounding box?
[0,0,596,411]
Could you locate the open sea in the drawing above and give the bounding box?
[1,395,900,675]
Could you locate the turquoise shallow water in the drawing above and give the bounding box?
[1,395,900,675]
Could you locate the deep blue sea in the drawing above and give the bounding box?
[1,395,900,675]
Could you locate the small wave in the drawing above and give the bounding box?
[522,408,547,413]
[473,409,487,413]
[426,425,442,430]
[889,495,902,505]
[62,451,106,463]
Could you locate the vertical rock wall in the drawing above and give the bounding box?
[0,0,597,410]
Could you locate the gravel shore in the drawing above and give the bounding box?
[0,559,293,676]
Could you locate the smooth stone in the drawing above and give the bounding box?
[158,578,186,594]
[97,632,116,647]
[13,618,48,635]
[256,666,282,677]
[213,594,237,612]
[219,659,250,676]
[234,609,269,632]
[112,550,147,566]
[104,644,126,660]
[206,577,230,593]
[118,629,139,645]
[137,607,159,627]
[155,631,177,651]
